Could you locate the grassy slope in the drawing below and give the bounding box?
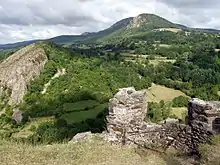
[147,83,187,102]
[171,107,187,120]
[61,103,108,124]
[12,117,55,138]
[147,84,188,120]
[1,133,219,165]
[0,138,167,165]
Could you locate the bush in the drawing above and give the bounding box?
[29,122,69,144]
[147,101,171,123]
[172,96,189,107]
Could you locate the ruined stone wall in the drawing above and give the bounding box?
[188,98,220,134]
[106,87,148,144]
[105,88,220,154]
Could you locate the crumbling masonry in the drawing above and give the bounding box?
[105,88,220,154]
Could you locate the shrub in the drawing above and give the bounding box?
[147,101,171,123]
[172,96,189,107]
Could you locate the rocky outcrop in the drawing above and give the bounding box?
[129,14,150,28]
[12,108,23,123]
[0,43,48,106]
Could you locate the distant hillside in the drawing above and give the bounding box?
[49,17,133,45]
[1,13,220,49]
[0,40,40,50]
[50,14,181,44]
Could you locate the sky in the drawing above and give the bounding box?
[0,0,219,44]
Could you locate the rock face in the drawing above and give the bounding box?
[105,88,220,154]
[106,87,148,144]
[129,14,151,28]
[0,43,48,106]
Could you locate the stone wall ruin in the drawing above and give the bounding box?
[105,87,220,154]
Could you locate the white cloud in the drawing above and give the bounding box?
[0,0,219,44]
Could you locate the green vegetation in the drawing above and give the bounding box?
[147,84,187,102]
[2,29,220,144]
[147,101,172,123]
[60,103,107,124]
[170,107,187,121]
[1,13,220,164]
[172,96,189,107]
[0,138,174,165]
[199,135,220,165]
[63,100,99,112]
[0,42,151,143]
[0,49,15,62]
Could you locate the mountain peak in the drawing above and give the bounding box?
[109,17,133,29]
[127,13,176,30]
[130,14,152,28]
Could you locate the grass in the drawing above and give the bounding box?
[0,138,167,165]
[122,53,176,66]
[12,117,55,138]
[0,137,204,165]
[0,135,218,165]
[171,107,187,120]
[149,59,176,66]
[199,135,220,165]
[63,100,99,112]
[147,83,187,103]
[61,103,108,124]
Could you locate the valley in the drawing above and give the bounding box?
[0,13,220,164]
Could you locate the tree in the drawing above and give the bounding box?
[172,96,189,107]
[114,52,122,61]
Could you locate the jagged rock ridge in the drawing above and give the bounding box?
[0,43,48,106]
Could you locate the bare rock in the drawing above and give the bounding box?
[71,132,93,142]
[0,43,48,106]
[12,109,23,124]
[159,118,179,125]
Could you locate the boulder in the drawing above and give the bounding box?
[71,132,93,142]
[12,109,23,124]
